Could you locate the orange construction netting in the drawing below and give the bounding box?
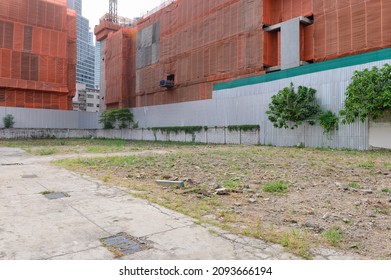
[0,0,75,110]
[105,27,136,109]
[314,0,391,61]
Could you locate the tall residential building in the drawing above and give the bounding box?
[67,0,95,89]
[94,41,101,89]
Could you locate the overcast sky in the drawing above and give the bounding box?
[82,0,166,29]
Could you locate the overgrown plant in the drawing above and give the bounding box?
[340,64,391,124]
[227,125,260,132]
[3,114,15,128]
[266,83,321,129]
[99,108,134,129]
[318,110,339,137]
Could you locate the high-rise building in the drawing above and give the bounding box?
[0,0,76,110]
[67,0,95,89]
[94,41,101,89]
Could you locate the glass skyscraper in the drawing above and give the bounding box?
[67,0,95,89]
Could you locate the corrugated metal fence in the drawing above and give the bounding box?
[133,58,391,150]
[0,107,99,129]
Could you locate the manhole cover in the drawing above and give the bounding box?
[44,192,70,200]
[101,233,149,257]
[21,174,38,178]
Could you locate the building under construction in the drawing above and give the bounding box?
[96,0,391,110]
[0,0,76,110]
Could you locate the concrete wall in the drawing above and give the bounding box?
[369,122,391,149]
[0,128,260,145]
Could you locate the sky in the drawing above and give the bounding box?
[82,0,166,30]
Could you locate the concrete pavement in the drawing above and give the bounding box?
[0,148,357,260]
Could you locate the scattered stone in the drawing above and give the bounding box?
[263,198,270,201]
[322,213,330,220]
[354,201,362,206]
[215,188,229,195]
[155,180,184,188]
[230,189,243,193]
[335,182,342,187]
[362,189,373,195]
[234,203,242,207]
[255,193,263,198]
[243,184,250,189]
[248,198,257,204]
[303,221,323,232]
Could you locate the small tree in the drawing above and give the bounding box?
[3,114,15,128]
[115,108,134,129]
[340,64,391,124]
[99,108,134,129]
[266,83,321,129]
[99,110,116,129]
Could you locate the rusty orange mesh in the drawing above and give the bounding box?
[314,0,391,61]
[105,27,136,108]
[0,0,75,110]
[136,0,265,107]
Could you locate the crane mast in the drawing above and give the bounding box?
[109,0,118,23]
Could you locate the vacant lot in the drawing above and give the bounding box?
[1,139,390,259]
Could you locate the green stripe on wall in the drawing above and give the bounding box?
[214,48,391,91]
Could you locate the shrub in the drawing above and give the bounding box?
[3,114,15,128]
[340,64,391,124]
[266,83,321,129]
[318,110,339,137]
[99,108,134,129]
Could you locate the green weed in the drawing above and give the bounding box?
[263,181,288,193]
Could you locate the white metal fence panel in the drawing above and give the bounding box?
[0,107,100,129]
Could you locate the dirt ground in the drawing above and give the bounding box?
[49,143,391,260]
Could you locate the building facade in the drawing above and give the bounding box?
[134,0,391,107]
[67,0,95,89]
[73,82,100,112]
[0,0,76,110]
[94,41,101,89]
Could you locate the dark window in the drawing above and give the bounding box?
[4,22,14,49]
[0,88,5,102]
[21,53,30,80]
[0,22,3,48]
[30,54,39,81]
[23,26,33,52]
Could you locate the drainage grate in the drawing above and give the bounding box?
[21,174,38,179]
[44,192,70,200]
[101,233,149,257]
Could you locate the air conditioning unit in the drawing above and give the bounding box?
[160,80,174,88]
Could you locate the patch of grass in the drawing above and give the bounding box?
[222,178,242,189]
[348,182,360,189]
[324,227,343,247]
[281,229,312,259]
[263,181,288,193]
[358,161,375,169]
[382,188,391,194]
[35,148,58,155]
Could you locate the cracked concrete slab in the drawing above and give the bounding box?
[0,147,358,260]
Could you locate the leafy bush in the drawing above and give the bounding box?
[266,83,320,129]
[99,108,134,129]
[3,114,15,128]
[340,64,391,124]
[318,110,339,137]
